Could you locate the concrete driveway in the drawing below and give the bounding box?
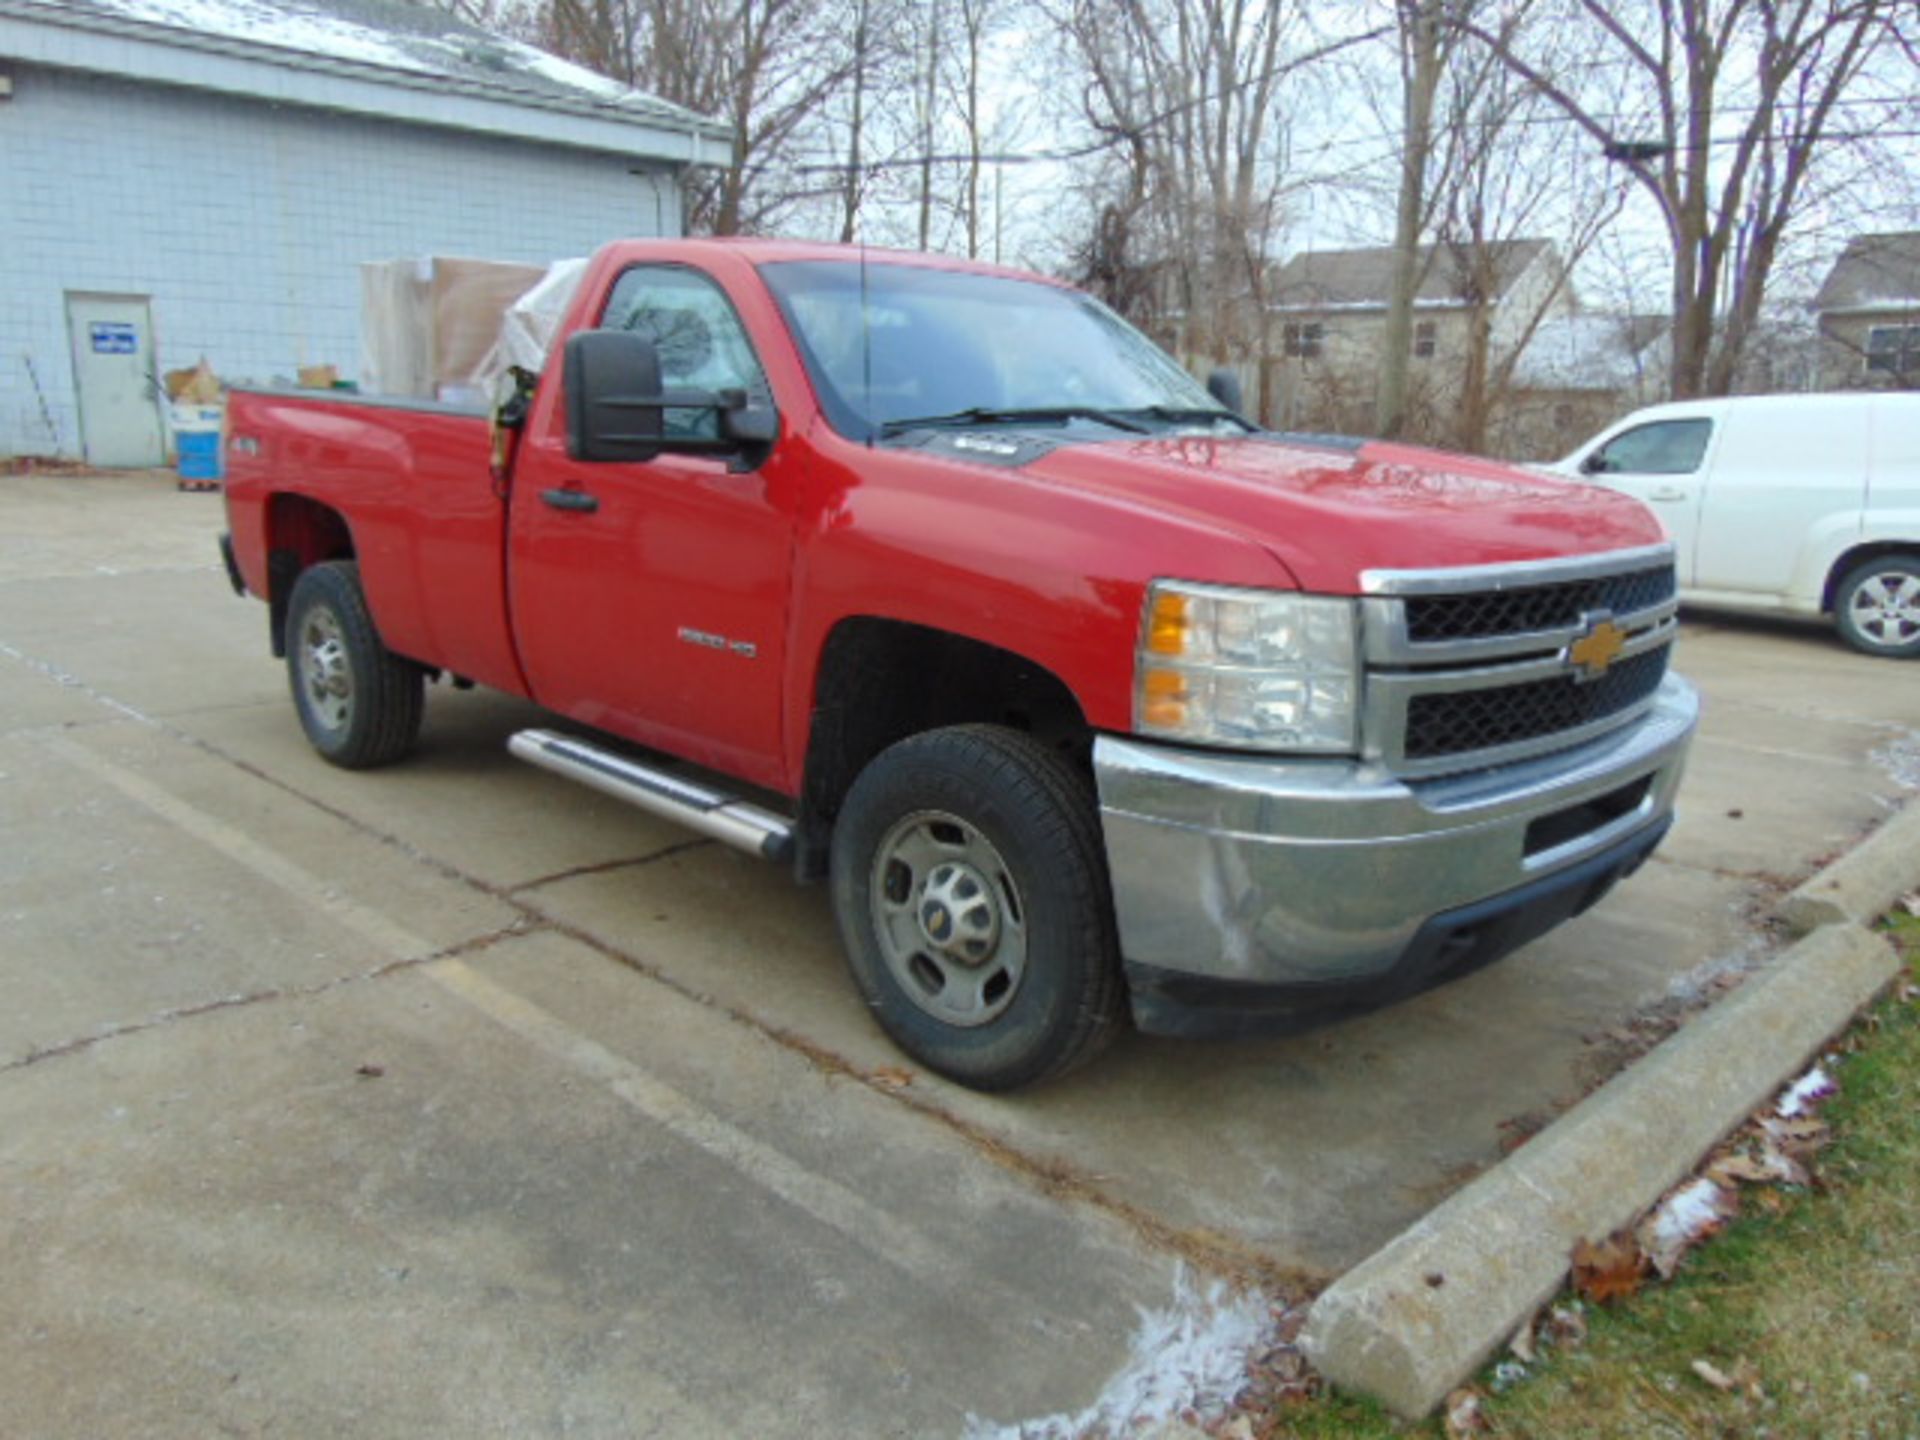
[3,471,1915,1437]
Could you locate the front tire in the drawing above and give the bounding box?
[830,725,1125,1092]
[285,561,424,767]
[1834,553,1920,659]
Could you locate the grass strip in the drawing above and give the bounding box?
[1254,911,1920,1439]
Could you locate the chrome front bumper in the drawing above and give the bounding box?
[1095,675,1699,1030]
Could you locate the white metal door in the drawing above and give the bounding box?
[1692,403,1869,595]
[66,293,165,468]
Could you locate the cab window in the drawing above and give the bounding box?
[600,266,770,439]
[1585,418,1712,476]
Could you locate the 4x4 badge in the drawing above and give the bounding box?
[1566,614,1626,682]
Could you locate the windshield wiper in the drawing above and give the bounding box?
[1129,405,1255,430]
[878,406,1152,436]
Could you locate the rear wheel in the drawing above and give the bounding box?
[285,561,424,767]
[1834,554,1920,659]
[829,724,1125,1092]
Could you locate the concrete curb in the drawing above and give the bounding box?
[1298,921,1900,1419]
[1779,800,1920,934]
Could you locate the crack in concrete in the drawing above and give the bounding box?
[1648,852,1798,887]
[0,921,538,1076]
[506,840,714,895]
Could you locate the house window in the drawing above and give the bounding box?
[1413,320,1437,359]
[1865,325,1920,375]
[1283,322,1324,359]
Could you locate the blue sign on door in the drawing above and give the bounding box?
[89,322,138,354]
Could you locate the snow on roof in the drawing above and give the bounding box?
[1513,313,1666,391]
[1266,239,1553,311]
[1813,232,1920,313]
[44,0,708,125]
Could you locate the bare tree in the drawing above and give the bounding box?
[1458,0,1918,398]
[541,0,866,235]
[1376,0,1449,436]
[1049,0,1336,404]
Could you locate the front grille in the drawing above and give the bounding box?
[1404,564,1675,642]
[1403,647,1670,760]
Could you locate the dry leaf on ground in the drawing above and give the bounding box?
[1508,1312,1538,1363]
[868,1066,915,1089]
[1444,1387,1488,1436]
[1572,1231,1649,1304]
[1692,1358,1737,1391]
[1709,1135,1810,1188]
[1541,1303,1588,1348]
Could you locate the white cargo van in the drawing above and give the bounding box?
[1549,392,1920,658]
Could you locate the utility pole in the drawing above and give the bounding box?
[1377,0,1443,439]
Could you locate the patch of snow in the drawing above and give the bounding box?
[1663,933,1770,1006]
[499,40,630,98]
[1775,1064,1835,1118]
[962,1268,1275,1440]
[95,0,432,71]
[89,0,633,99]
[1514,314,1650,390]
[1869,729,1920,790]
[1639,1176,1732,1277]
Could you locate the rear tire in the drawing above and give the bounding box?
[1833,553,1920,659]
[285,561,424,767]
[829,724,1125,1092]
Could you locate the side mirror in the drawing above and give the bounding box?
[1206,367,1244,414]
[565,330,664,462]
[724,402,780,446]
[1579,452,1609,475]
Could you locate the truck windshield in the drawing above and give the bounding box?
[759,259,1242,442]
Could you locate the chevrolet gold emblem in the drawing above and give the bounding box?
[1566,616,1627,681]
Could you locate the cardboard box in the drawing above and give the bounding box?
[360,256,546,399]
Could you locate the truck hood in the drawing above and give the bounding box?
[1019,432,1666,593]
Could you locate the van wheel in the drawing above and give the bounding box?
[1834,554,1920,659]
[829,725,1125,1092]
[285,561,424,767]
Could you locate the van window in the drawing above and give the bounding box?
[1587,419,1712,476]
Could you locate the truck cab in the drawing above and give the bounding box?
[222,238,1699,1091]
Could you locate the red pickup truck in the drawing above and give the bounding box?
[221,238,1698,1091]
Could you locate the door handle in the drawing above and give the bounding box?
[1647,486,1688,503]
[541,487,599,513]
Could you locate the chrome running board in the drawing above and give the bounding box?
[508,728,794,863]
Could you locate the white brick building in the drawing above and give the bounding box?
[0,0,730,462]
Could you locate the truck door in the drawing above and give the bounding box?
[507,264,797,793]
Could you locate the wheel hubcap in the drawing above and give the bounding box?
[300,607,353,731]
[1851,572,1920,646]
[871,810,1026,1027]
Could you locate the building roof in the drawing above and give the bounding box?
[1268,239,1552,312]
[1511,312,1667,391]
[1813,232,1920,314]
[0,0,732,161]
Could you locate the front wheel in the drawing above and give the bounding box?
[829,725,1125,1092]
[285,560,424,767]
[1834,553,1920,659]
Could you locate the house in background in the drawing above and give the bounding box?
[1812,232,1920,389]
[1502,312,1668,459]
[0,0,730,464]
[1260,239,1574,436]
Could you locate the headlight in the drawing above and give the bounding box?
[1134,581,1359,752]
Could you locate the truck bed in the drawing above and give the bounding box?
[224,386,527,697]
